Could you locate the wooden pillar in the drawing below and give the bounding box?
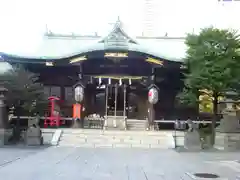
[84,84,95,116]
[113,83,118,127]
[60,86,65,101]
[0,87,8,129]
[148,103,155,130]
[136,92,148,120]
[72,62,85,128]
[147,67,157,130]
[0,86,10,146]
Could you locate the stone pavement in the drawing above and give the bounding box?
[0,147,240,179]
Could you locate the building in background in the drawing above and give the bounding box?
[142,0,160,37]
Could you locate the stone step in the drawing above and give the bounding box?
[126,129,146,131]
[127,120,145,123]
[127,126,145,129]
[58,143,169,149]
[59,136,169,141]
[61,129,171,136]
[106,116,126,119]
[175,137,184,146]
[127,121,145,123]
[127,121,146,130]
[127,123,145,126]
[127,124,145,126]
[59,139,169,145]
[61,134,169,139]
[58,138,170,145]
[58,129,174,148]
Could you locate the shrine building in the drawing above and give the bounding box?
[0,18,194,129]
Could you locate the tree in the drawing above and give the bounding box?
[178,27,240,145]
[0,65,47,117]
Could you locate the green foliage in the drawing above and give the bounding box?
[179,27,240,105]
[178,27,240,145]
[185,27,240,94]
[0,65,47,116]
[177,87,198,106]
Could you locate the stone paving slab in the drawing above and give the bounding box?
[0,146,49,167]
[0,147,240,179]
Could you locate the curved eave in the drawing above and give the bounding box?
[0,42,183,63]
[67,43,183,62]
[0,52,51,63]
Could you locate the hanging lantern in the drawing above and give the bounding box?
[74,84,84,102]
[148,86,158,104]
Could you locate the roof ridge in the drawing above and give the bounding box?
[99,17,138,44]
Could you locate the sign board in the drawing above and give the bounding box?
[145,57,163,65]
[104,53,128,58]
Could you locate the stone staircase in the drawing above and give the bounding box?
[58,129,175,149]
[127,119,146,131]
[104,117,146,131]
[105,116,126,130]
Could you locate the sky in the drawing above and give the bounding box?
[0,0,239,54]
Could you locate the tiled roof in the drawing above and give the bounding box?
[0,62,12,73]
[1,19,187,62]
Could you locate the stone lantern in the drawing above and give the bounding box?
[215,91,240,151]
[217,91,240,133]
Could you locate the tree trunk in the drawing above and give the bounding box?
[210,92,218,146]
